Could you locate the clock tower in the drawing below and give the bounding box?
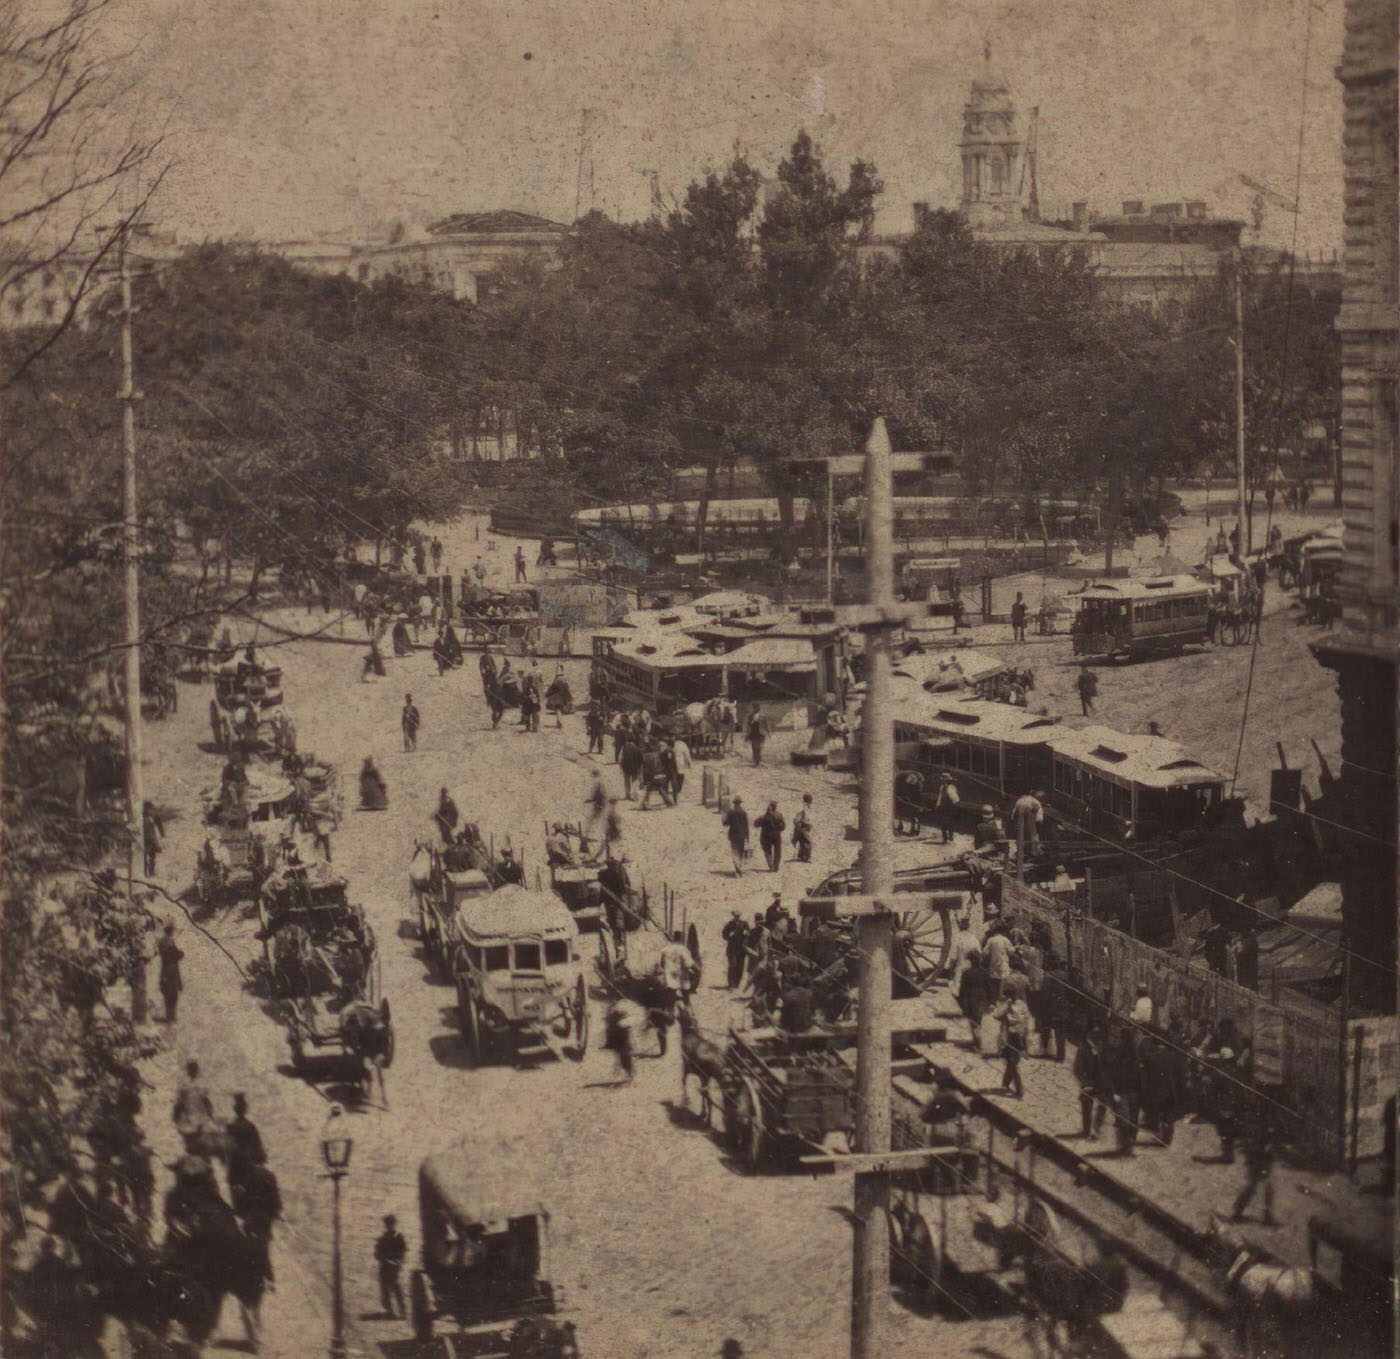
[959,44,1023,227]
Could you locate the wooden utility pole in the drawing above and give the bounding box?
[826,459,835,605]
[1234,258,1250,556]
[851,417,897,1359]
[119,239,148,1022]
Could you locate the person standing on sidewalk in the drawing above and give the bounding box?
[374,1214,407,1318]
[1230,1105,1279,1225]
[157,923,184,1023]
[1108,1025,1142,1157]
[997,992,1031,1099]
[401,693,421,752]
[1010,592,1028,642]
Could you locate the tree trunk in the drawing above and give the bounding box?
[248,557,265,600]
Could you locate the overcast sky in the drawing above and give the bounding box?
[105,0,1345,255]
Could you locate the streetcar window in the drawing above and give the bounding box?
[544,940,570,966]
[484,945,510,971]
[513,942,541,971]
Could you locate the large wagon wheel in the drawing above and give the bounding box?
[378,999,395,1067]
[459,981,484,1066]
[724,1075,768,1173]
[892,900,954,996]
[569,977,589,1059]
[410,1270,434,1342]
[596,927,621,985]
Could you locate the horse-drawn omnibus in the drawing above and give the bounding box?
[1070,575,1209,661]
[1045,725,1229,842]
[411,1142,576,1353]
[448,885,589,1066]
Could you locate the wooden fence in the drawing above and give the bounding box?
[1003,878,1349,1163]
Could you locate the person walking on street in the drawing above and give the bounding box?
[746,711,766,766]
[1010,592,1028,643]
[612,712,629,763]
[514,545,527,583]
[723,796,750,876]
[619,733,643,801]
[722,909,749,989]
[982,924,1013,1007]
[143,801,164,877]
[171,1060,215,1154]
[668,735,691,800]
[434,788,459,844]
[792,794,813,862]
[401,694,421,752]
[233,1152,281,1287]
[586,701,606,755]
[998,992,1031,1098]
[1073,1029,1111,1140]
[374,1214,407,1318]
[158,923,184,1023]
[225,1093,265,1192]
[430,537,443,573]
[639,746,673,808]
[1230,1105,1278,1224]
[756,801,785,871]
[1108,1025,1142,1157]
[1076,665,1098,716]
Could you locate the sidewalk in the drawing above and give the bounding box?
[908,982,1388,1273]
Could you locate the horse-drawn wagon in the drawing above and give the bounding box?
[720,1020,947,1174]
[801,863,970,999]
[448,886,589,1066]
[460,588,543,653]
[256,864,393,1090]
[410,1142,578,1354]
[209,651,286,753]
[594,886,699,1008]
[409,840,494,967]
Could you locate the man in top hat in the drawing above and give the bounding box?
[374,1214,407,1318]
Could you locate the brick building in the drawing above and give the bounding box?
[1312,0,1398,1013]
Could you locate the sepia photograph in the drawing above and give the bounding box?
[1,0,1395,1356]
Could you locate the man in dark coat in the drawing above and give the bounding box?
[374,1214,407,1318]
[722,909,749,989]
[1038,953,1070,1062]
[619,734,643,801]
[746,711,766,766]
[158,923,184,1023]
[1073,1029,1111,1140]
[1107,1025,1142,1156]
[225,1093,265,1192]
[756,802,786,871]
[722,797,750,876]
[233,1152,281,1285]
[434,788,459,843]
[401,694,421,752]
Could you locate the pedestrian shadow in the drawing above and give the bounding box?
[395,920,418,940]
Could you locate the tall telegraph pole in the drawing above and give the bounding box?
[1234,256,1249,556]
[119,236,147,1021]
[851,416,896,1358]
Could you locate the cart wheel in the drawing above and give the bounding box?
[460,985,484,1065]
[597,928,618,984]
[571,977,589,1058]
[893,900,954,996]
[729,1075,767,1172]
[379,999,395,1068]
[410,1270,434,1342]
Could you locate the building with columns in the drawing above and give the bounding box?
[1311,0,1398,1012]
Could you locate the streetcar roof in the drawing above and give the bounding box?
[1047,725,1226,787]
[452,885,578,942]
[890,695,1061,744]
[891,648,1006,689]
[1074,574,1208,601]
[419,1141,549,1228]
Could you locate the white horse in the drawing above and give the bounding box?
[1206,1212,1315,1308]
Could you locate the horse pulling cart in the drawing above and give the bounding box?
[209,653,286,754]
[722,1021,947,1173]
[256,864,394,1091]
[594,885,700,1010]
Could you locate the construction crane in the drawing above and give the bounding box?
[1019,106,1040,222]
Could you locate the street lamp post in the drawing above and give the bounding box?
[321,1108,354,1359]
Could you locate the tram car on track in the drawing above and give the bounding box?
[1070,575,1210,661]
[411,1142,577,1353]
[448,885,589,1066]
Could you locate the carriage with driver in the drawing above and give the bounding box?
[410,1140,580,1354]
[594,885,700,1012]
[209,651,286,752]
[256,863,394,1090]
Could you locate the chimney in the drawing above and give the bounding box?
[913,201,931,231]
[1185,200,1208,220]
[1072,200,1088,228]
[1122,199,1144,216]
[1151,201,1183,220]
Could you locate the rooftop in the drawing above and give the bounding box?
[1046,725,1226,788]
